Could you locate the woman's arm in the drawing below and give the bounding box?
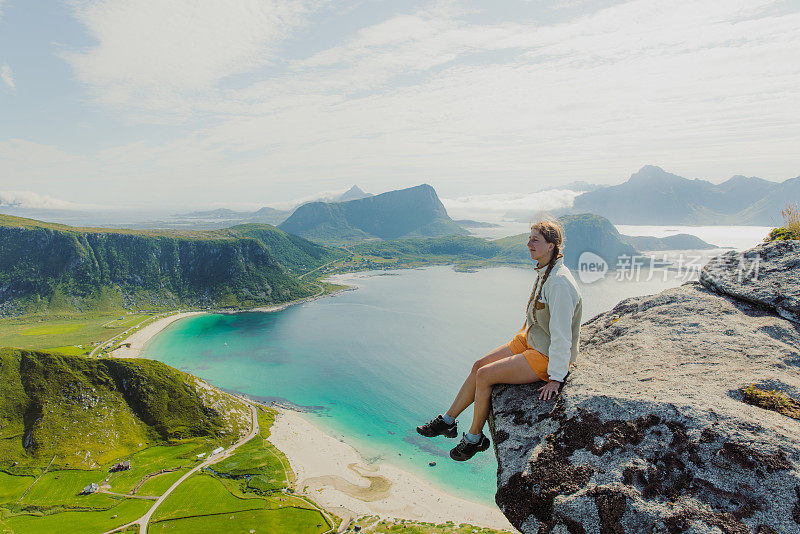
[545,280,579,383]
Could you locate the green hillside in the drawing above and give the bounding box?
[0,214,344,316]
[0,348,249,470]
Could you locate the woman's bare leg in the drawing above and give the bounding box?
[445,344,514,419]
[469,354,539,435]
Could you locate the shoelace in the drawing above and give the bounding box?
[422,417,441,430]
[455,436,474,451]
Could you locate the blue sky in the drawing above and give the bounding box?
[1,0,799,212]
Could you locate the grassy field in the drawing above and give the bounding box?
[148,507,329,533]
[19,470,120,509]
[0,472,35,506]
[0,312,154,353]
[134,469,189,497]
[20,324,85,336]
[211,411,288,480]
[2,498,152,534]
[102,314,150,329]
[151,474,269,522]
[105,442,206,495]
[149,407,328,532]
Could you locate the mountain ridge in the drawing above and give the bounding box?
[279,184,468,244]
[572,165,798,225]
[0,214,343,316]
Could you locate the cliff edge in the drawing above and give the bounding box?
[489,240,800,533]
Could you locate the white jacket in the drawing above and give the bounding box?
[524,257,582,382]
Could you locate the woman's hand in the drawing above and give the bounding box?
[537,380,561,400]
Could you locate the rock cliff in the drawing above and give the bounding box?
[0,214,340,314]
[489,240,800,533]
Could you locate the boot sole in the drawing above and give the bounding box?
[449,439,490,461]
[416,426,458,438]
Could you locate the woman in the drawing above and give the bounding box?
[416,219,582,461]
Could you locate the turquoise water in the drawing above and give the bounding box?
[143,265,687,504]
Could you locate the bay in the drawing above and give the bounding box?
[143,263,694,504]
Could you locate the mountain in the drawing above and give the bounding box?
[622,233,717,250]
[0,348,249,469]
[571,165,794,225]
[0,214,342,316]
[278,184,468,244]
[492,214,715,269]
[169,206,291,227]
[337,185,372,202]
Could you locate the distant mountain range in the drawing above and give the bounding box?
[278,184,468,244]
[492,213,717,270]
[572,165,799,225]
[175,205,291,226]
[146,185,373,230]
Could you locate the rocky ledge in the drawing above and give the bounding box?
[489,240,800,533]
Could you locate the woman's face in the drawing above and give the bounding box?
[528,230,554,264]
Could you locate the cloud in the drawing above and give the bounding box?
[1,64,14,90]
[0,190,103,210]
[442,190,581,221]
[266,187,361,210]
[20,0,800,207]
[63,0,324,112]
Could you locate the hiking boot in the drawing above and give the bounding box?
[449,432,490,461]
[416,415,457,438]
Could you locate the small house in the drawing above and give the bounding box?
[82,482,99,494]
[211,447,224,456]
[109,460,131,472]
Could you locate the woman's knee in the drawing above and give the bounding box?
[475,365,493,386]
[470,359,482,374]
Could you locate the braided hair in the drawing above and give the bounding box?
[525,219,565,328]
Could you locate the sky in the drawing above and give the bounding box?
[1,0,799,213]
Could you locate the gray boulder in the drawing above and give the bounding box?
[701,240,800,324]
[490,241,800,533]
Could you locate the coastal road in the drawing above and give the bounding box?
[103,403,259,534]
[298,246,353,280]
[89,313,168,358]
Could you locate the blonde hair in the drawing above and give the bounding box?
[526,218,565,326]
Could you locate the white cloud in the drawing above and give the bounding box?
[20,0,800,207]
[267,187,359,210]
[1,64,14,90]
[63,0,324,112]
[442,190,581,221]
[0,190,103,210]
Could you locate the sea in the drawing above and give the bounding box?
[142,225,770,505]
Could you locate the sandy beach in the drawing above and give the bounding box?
[111,311,206,358]
[269,408,516,532]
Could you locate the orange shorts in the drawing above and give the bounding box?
[508,328,570,382]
